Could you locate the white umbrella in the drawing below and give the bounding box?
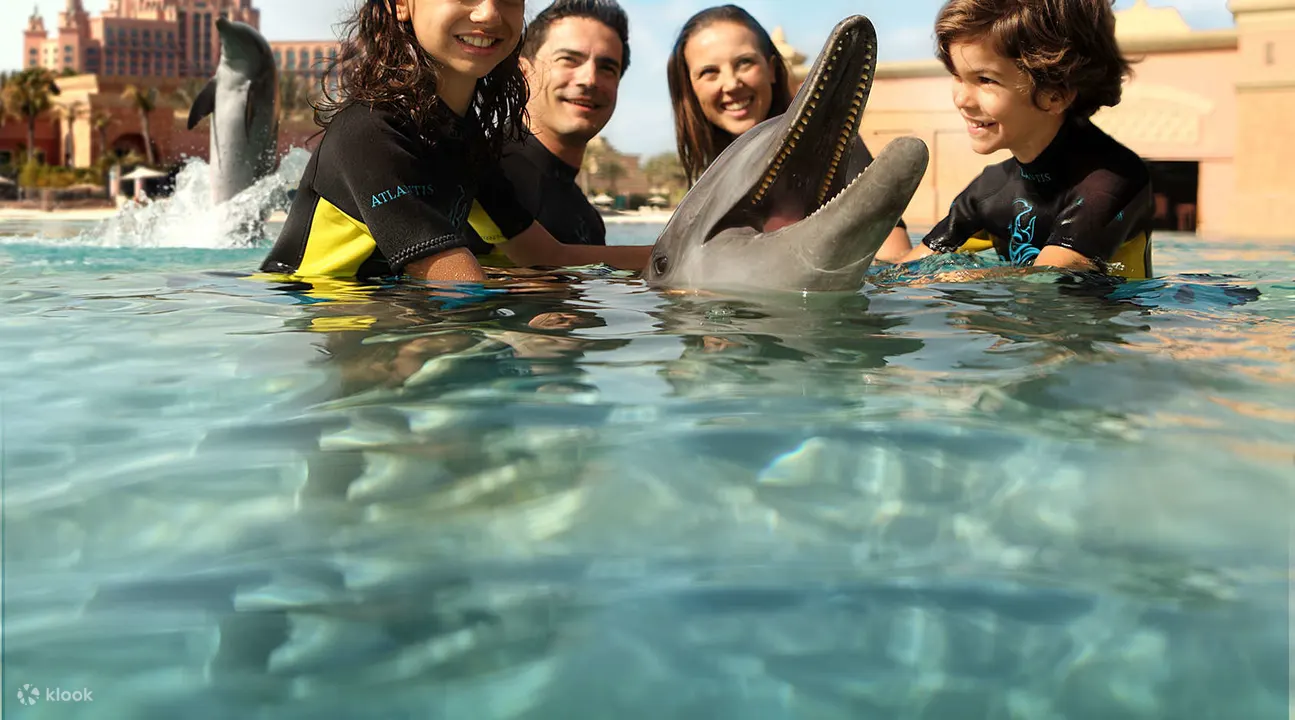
[120,166,168,201]
[0,175,15,186]
[120,166,168,181]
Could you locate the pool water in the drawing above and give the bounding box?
[1,212,1292,719]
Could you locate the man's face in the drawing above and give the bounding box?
[522,16,624,146]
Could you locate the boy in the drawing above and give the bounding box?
[901,0,1154,278]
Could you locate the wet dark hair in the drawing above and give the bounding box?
[667,5,793,186]
[935,0,1134,118]
[521,0,631,77]
[313,0,529,162]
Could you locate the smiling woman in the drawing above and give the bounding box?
[665,5,913,264]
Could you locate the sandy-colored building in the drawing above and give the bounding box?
[23,0,259,80]
[13,73,320,171]
[828,0,1292,239]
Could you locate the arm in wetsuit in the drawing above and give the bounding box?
[1036,168,1153,273]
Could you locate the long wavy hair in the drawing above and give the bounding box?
[312,0,530,164]
[666,5,792,186]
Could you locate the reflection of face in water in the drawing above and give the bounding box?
[653,292,925,394]
[270,275,631,398]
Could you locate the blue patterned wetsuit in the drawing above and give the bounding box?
[922,117,1154,278]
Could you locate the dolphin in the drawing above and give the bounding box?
[643,15,929,294]
[187,18,281,205]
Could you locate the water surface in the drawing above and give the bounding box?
[2,209,1292,719]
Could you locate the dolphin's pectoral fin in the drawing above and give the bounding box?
[187,80,218,130]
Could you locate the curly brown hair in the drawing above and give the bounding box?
[935,0,1134,118]
[666,5,793,186]
[312,0,529,163]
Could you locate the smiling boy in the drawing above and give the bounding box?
[902,0,1155,278]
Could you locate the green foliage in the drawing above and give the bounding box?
[15,158,104,189]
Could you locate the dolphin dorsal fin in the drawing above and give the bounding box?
[186,80,218,130]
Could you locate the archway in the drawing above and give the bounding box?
[109,133,159,164]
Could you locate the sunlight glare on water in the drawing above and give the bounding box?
[0,208,1292,718]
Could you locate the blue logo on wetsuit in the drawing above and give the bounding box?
[1008,198,1041,266]
[371,184,438,208]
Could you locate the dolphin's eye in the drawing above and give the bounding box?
[653,254,669,275]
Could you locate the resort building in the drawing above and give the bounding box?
[22,0,260,79]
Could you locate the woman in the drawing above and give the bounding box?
[666,5,913,263]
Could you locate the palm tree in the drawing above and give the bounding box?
[90,109,116,160]
[277,73,316,123]
[121,84,159,165]
[643,152,687,196]
[172,77,209,111]
[55,100,83,166]
[602,161,625,197]
[2,67,60,163]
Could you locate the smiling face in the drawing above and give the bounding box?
[393,0,524,114]
[521,16,624,157]
[946,37,1070,163]
[683,21,776,138]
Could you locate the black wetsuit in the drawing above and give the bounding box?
[260,103,532,278]
[921,117,1153,278]
[494,134,606,246]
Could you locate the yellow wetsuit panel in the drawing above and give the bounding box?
[296,197,378,278]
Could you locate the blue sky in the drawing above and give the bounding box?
[2,0,1237,155]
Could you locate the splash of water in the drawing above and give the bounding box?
[75,148,313,250]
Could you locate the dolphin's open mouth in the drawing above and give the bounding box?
[708,19,876,239]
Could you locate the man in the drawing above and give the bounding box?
[506,0,628,247]
[461,0,652,273]
[460,0,651,272]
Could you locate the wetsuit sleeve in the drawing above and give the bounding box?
[922,173,988,253]
[1045,168,1152,263]
[328,110,475,272]
[849,137,906,230]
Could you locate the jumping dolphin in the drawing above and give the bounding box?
[643,15,929,294]
[187,18,281,205]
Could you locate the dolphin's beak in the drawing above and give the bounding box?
[702,17,880,243]
[766,136,929,264]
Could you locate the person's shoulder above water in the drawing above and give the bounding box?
[1063,117,1149,183]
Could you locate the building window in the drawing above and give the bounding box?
[1265,42,1275,66]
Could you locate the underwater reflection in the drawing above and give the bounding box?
[648,291,926,397]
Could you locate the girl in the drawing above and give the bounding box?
[665,5,913,264]
[261,0,642,282]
